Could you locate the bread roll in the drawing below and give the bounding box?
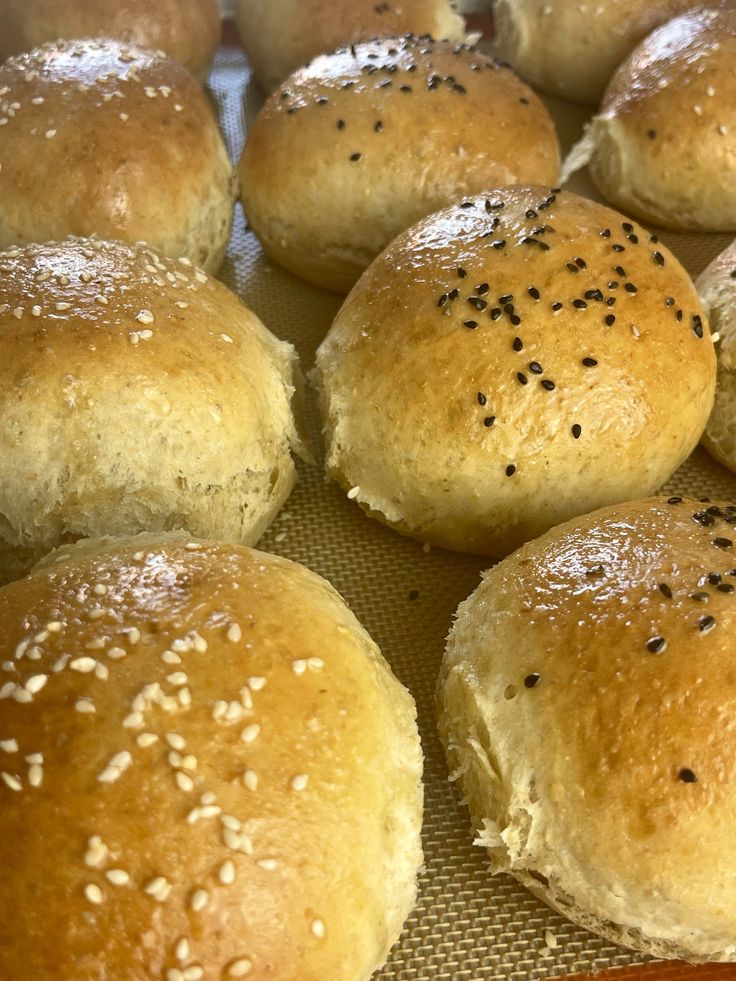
[585,5,736,232]
[0,39,235,271]
[0,533,423,979]
[314,187,716,555]
[491,0,703,106]
[438,495,736,960]
[698,240,736,471]
[0,0,221,82]
[235,0,467,92]
[239,37,559,292]
[0,238,301,583]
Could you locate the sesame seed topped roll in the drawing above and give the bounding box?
[238,36,559,293]
[0,238,302,584]
[439,495,736,960]
[314,187,716,556]
[0,0,221,82]
[584,4,736,232]
[235,0,467,92]
[0,39,235,271]
[0,533,423,979]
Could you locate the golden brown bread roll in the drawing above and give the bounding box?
[239,36,559,292]
[584,4,736,231]
[0,238,301,583]
[438,495,736,960]
[0,0,221,82]
[235,0,467,92]
[314,187,716,555]
[698,239,736,471]
[0,39,235,270]
[491,0,705,106]
[0,533,423,979]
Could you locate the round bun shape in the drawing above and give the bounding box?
[239,36,560,293]
[0,238,301,584]
[314,187,716,556]
[438,495,736,960]
[0,533,423,979]
[0,39,235,272]
[0,0,221,82]
[491,0,703,106]
[698,240,736,471]
[235,0,467,92]
[587,5,736,232]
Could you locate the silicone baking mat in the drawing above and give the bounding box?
[209,27,736,981]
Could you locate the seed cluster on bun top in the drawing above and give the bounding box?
[0,38,234,270]
[438,495,736,959]
[0,534,423,980]
[315,186,715,555]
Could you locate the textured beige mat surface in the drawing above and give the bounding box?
[208,41,735,981]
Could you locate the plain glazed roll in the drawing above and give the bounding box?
[0,39,235,271]
[491,0,703,106]
[0,238,302,583]
[239,36,559,292]
[0,0,221,82]
[0,533,423,979]
[698,240,736,471]
[235,0,467,92]
[583,5,736,232]
[438,495,736,960]
[314,187,716,555]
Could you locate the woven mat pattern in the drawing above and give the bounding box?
[208,43,735,981]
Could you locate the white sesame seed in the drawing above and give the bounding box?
[240,724,260,744]
[26,646,42,661]
[1,772,22,791]
[248,676,266,691]
[243,769,258,791]
[84,883,104,905]
[1,662,15,673]
[292,659,307,675]
[192,632,207,653]
[176,771,194,792]
[227,960,253,977]
[218,860,236,885]
[212,700,228,721]
[0,682,17,699]
[178,687,191,707]
[227,623,242,643]
[136,309,154,325]
[308,657,324,670]
[291,774,309,791]
[167,971,184,981]
[31,305,42,317]
[162,650,182,665]
[258,858,278,870]
[107,647,126,660]
[175,937,190,962]
[694,104,703,116]
[126,627,141,644]
[14,640,29,660]
[70,657,97,673]
[95,662,109,681]
[52,654,70,673]
[186,804,221,824]
[221,333,234,344]
[85,836,109,868]
[98,751,132,783]
[12,688,32,703]
[347,485,360,499]
[75,698,96,713]
[706,84,716,97]
[166,733,186,750]
[311,919,325,938]
[123,712,144,729]
[183,968,203,981]
[167,672,188,687]
[129,332,140,345]
[144,876,172,901]
[137,732,158,748]
[28,764,43,787]
[54,302,71,311]
[190,889,209,912]
[201,790,216,805]
[106,869,130,885]
[45,129,57,139]
[0,739,18,753]
[220,814,241,831]
[25,674,47,695]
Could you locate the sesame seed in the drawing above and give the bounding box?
[0,740,17,753]
[25,673,48,695]
[311,919,326,938]
[135,309,154,325]
[699,615,716,633]
[70,657,97,673]
[219,860,236,885]
[291,773,309,791]
[144,876,173,901]
[659,583,673,599]
[646,636,666,654]
[679,768,697,783]
[98,751,132,784]
[1,772,22,791]
[571,424,582,439]
[190,889,209,912]
[241,724,260,744]
[226,959,253,977]
[175,938,190,962]
[714,538,732,549]
[84,884,104,905]
[524,673,540,688]
[347,486,360,500]
[505,464,516,477]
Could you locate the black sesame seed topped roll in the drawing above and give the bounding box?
[314,187,716,556]
[438,495,736,960]
[238,36,559,293]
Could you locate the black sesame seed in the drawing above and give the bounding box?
[679,768,697,783]
[691,591,709,602]
[667,495,682,503]
[399,84,412,92]
[614,266,626,277]
[437,293,448,307]
[600,229,611,238]
[622,222,634,233]
[464,320,478,329]
[457,267,467,278]
[519,96,529,105]
[529,361,543,374]
[517,372,528,385]
[612,244,625,252]
[483,416,495,427]
[699,615,716,632]
[659,583,673,599]
[528,286,540,300]
[468,297,487,311]
[337,118,346,129]
[448,288,460,301]
[491,240,506,249]
[692,315,704,338]
[628,233,639,244]
[476,283,489,295]
[717,583,735,593]
[512,337,523,352]
[676,309,683,322]
[350,152,362,161]
[510,314,521,326]
[541,379,555,391]
[582,357,598,367]
[498,294,513,304]
[707,571,722,584]
[624,282,638,294]
[524,673,540,688]
[647,636,667,654]
[490,308,502,321]
[609,281,619,290]
[584,289,604,301]
[551,302,563,312]
[572,299,588,309]
[652,251,665,266]
[374,120,383,132]
[571,423,582,439]
[316,96,328,105]
[714,537,733,549]
[525,209,538,219]
[606,297,616,306]
[566,262,579,274]
[575,257,587,269]
[506,464,517,477]
[605,314,616,326]
[665,297,675,307]
[477,392,487,405]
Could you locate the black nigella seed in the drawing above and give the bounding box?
[717,583,735,593]
[476,283,489,295]
[605,314,616,326]
[699,615,716,632]
[582,357,598,367]
[519,96,529,104]
[483,416,495,427]
[551,302,563,312]
[512,337,523,351]
[517,372,528,385]
[510,314,521,326]
[575,257,586,269]
[317,96,328,105]
[566,262,579,273]
[498,293,513,304]
[691,591,709,602]
[624,282,638,294]
[459,201,474,210]
[609,281,619,290]
[490,308,502,321]
[528,286,540,300]
[659,583,673,598]
[468,297,487,311]
[541,379,555,391]
[529,361,543,374]
[477,392,487,405]
[571,423,582,439]
[679,768,697,783]
[612,244,625,252]
[606,297,616,306]
[350,152,362,161]
[646,636,667,654]
[622,222,634,233]
[457,266,467,278]
[615,266,626,277]
[448,288,460,301]
[572,299,587,309]
[337,118,346,129]
[506,464,517,477]
[714,537,733,549]
[504,304,514,314]
[628,233,639,244]
[584,289,604,301]
[692,315,704,338]
[524,673,540,688]
[653,251,665,266]
[464,320,478,329]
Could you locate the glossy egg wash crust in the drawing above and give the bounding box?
[314,186,715,556]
